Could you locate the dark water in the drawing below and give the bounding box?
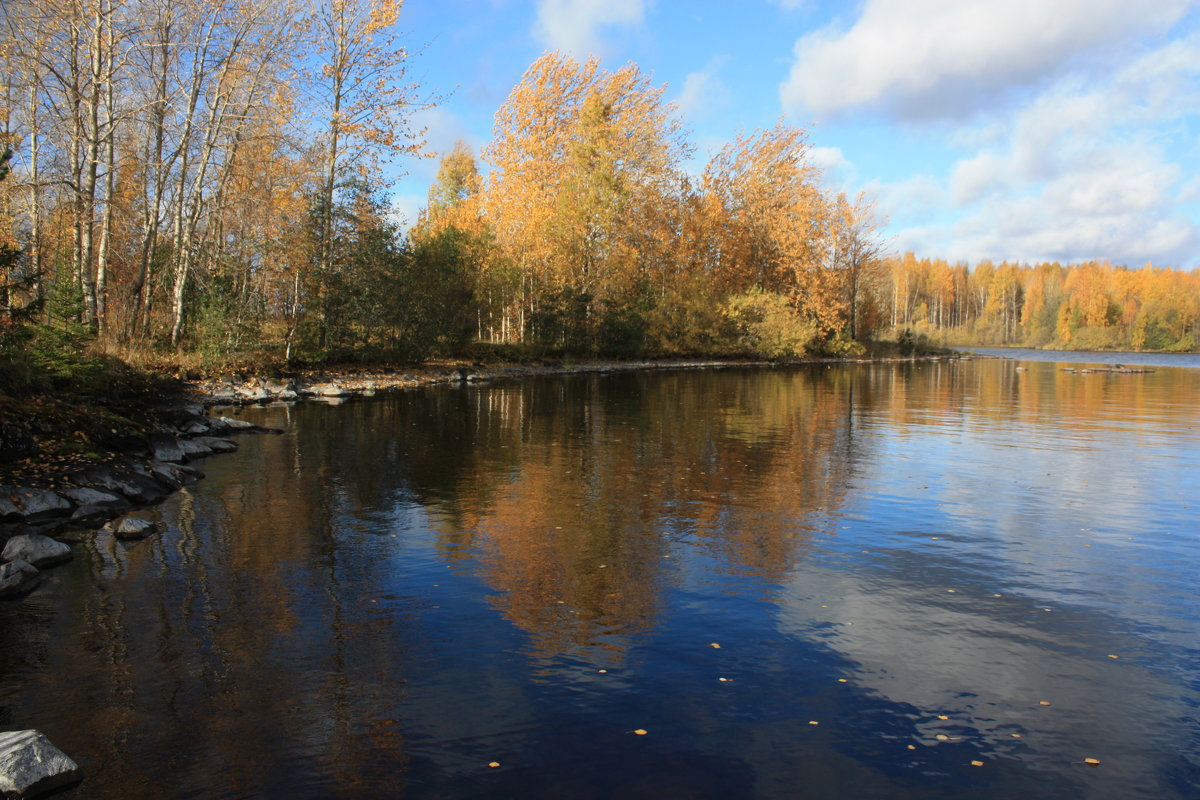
[2,360,1199,799]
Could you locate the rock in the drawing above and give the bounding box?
[219,416,256,431]
[236,386,273,403]
[70,504,114,524]
[193,437,237,453]
[264,380,295,396]
[169,463,205,484]
[0,561,41,599]
[0,730,82,797]
[104,517,160,540]
[312,382,352,398]
[202,416,232,433]
[181,421,210,435]
[177,439,214,459]
[148,433,185,463]
[0,493,19,522]
[276,388,299,401]
[61,487,127,510]
[9,490,71,522]
[1,534,71,568]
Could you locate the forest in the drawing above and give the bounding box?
[1,0,1197,396]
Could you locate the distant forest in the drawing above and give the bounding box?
[1,0,1196,384]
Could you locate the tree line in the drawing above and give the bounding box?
[886,254,1200,352]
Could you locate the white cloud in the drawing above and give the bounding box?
[869,27,1200,268]
[780,0,1192,119]
[533,0,646,58]
[675,57,731,121]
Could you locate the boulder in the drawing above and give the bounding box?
[219,416,256,431]
[193,437,237,454]
[202,416,233,433]
[105,517,160,540]
[177,439,214,459]
[0,493,19,522]
[1,534,72,567]
[0,730,82,797]
[148,434,185,463]
[61,487,127,510]
[0,561,41,600]
[181,421,210,435]
[8,490,71,522]
[312,382,352,398]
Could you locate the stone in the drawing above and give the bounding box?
[0,561,41,600]
[312,382,352,398]
[70,504,114,524]
[0,730,81,797]
[181,421,210,435]
[236,386,273,403]
[219,416,255,431]
[9,490,71,522]
[0,493,19,522]
[105,517,160,540]
[148,434,184,463]
[1,534,72,567]
[61,487,127,509]
[193,437,237,453]
[177,439,214,459]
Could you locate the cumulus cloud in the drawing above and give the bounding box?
[533,0,646,58]
[866,24,1200,268]
[780,0,1192,119]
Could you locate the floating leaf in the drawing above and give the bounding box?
[946,589,956,593]
[598,669,607,674]
[971,760,984,767]
[1011,733,1022,739]
[1107,654,1118,659]
[634,729,648,736]
[837,679,847,683]
[935,734,949,741]
[1084,757,1101,766]
[907,745,916,750]
[710,643,721,649]
[937,715,949,720]
[1039,701,1051,706]
[718,677,729,682]
[808,721,819,726]
[488,762,500,768]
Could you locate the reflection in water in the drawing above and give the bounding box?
[0,361,1197,799]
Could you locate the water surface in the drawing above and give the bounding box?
[2,360,1198,799]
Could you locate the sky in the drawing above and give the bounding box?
[387,0,1200,269]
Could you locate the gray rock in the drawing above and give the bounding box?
[177,438,214,458]
[276,388,299,401]
[0,729,81,797]
[0,493,19,521]
[105,517,160,540]
[237,387,273,403]
[312,382,352,397]
[202,416,232,433]
[70,504,114,524]
[193,437,237,453]
[1,534,72,567]
[219,416,255,430]
[61,487,126,509]
[148,434,185,463]
[7,490,71,522]
[181,421,210,435]
[0,561,40,599]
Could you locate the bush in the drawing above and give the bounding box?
[723,290,817,359]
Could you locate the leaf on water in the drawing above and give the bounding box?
[710,643,721,649]
[935,734,949,741]
[718,677,729,682]
[946,589,956,593]
[634,729,648,736]
[993,594,1003,598]
[1011,733,1022,738]
[971,760,984,767]
[1039,701,1051,706]
[1107,654,1118,659]
[598,669,607,673]
[1084,757,1101,766]
[937,715,949,720]
[837,678,847,683]
[907,745,916,750]
[488,762,501,768]
[808,721,819,726]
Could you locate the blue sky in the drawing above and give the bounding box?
[388,0,1200,269]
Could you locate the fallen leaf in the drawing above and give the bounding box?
[808,721,819,726]
[971,760,984,767]
[598,669,607,674]
[634,729,648,736]
[710,643,721,649]
[1107,654,1118,659]
[1039,701,1051,706]
[718,677,729,682]
[946,589,956,593]
[1083,757,1100,766]
[936,734,949,741]
[907,745,916,750]
[488,762,501,768]
[1011,733,1022,739]
[937,715,949,720]
[837,679,847,683]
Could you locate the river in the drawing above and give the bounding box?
[2,358,1198,799]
